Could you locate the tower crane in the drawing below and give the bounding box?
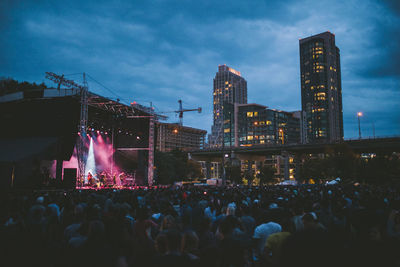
[159,100,202,126]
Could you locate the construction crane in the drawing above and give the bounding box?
[159,100,202,126]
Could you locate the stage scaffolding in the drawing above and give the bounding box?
[79,91,166,186]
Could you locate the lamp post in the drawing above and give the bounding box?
[357,112,362,139]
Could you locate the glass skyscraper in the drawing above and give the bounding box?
[210,64,247,147]
[300,31,343,143]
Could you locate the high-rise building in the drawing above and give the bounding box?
[210,64,247,147]
[299,31,343,143]
[223,103,301,147]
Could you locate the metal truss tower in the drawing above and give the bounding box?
[77,73,89,181]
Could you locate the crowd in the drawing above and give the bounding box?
[1,184,400,267]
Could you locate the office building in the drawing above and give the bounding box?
[156,122,206,152]
[299,31,343,143]
[223,103,300,147]
[210,64,247,147]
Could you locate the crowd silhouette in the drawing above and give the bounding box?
[1,184,400,266]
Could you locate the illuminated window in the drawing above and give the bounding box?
[247,136,253,140]
[289,157,294,163]
[260,140,265,144]
[310,86,315,90]
[260,135,265,139]
[305,80,310,84]
[224,128,230,133]
[266,120,272,125]
[259,121,265,125]
[247,112,253,117]
[254,112,258,117]
[254,121,258,126]
[225,81,228,85]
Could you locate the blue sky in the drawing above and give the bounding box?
[1,0,399,139]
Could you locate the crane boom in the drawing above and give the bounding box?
[158,100,201,126]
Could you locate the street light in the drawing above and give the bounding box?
[357,112,363,139]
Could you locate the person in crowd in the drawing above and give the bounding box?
[1,184,400,266]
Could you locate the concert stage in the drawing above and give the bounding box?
[0,86,158,190]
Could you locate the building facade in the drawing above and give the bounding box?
[210,64,247,147]
[300,31,343,143]
[223,103,301,147]
[156,122,206,152]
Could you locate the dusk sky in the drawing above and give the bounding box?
[1,0,399,139]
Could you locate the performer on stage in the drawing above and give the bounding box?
[99,171,106,187]
[87,172,94,186]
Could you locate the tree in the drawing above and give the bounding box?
[243,169,254,186]
[226,164,241,184]
[154,149,204,184]
[258,164,276,185]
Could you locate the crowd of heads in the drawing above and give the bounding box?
[1,184,400,266]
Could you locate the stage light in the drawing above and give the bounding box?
[85,137,96,181]
[136,136,141,140]
[92,128,95,132]
[105,132,108,135]
[97,130,100,134]
[78,132,80,135]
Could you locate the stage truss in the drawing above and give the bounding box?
[45,72,167,186]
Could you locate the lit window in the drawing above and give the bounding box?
[260,140,265,144]
[254,112,258,117]
[254,121,258,126]
[266,120,272,125]
[247,136,253,140]
[247,112,253,117]
[330,66,333,70]
[305,80,310,84]
[224,128,230,133]
[225,81,228,84]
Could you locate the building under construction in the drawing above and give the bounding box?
[156,122,207,152]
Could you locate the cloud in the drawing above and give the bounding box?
[0,0,399,138]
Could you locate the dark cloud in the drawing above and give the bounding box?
[0,0,399,138]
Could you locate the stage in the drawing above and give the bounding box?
[0,86,158,189]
